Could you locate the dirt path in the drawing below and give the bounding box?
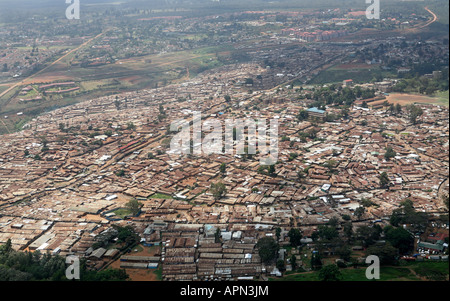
[406,267,428,281]
[419,7,438,29]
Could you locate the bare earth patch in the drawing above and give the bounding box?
[385,93,445,106]
[108,245,160,281]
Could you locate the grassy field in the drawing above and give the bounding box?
[111,208,133,219]
[408,261,449,280]
[385,92,449,107]
[435,90,450,106]
[150,193,173,199]
[309,63,396,85]
[270,261,449,281]
[0,85,9,95]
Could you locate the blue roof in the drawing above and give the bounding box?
[307,107,326,114]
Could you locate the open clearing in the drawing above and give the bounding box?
[385,93,449,107]
[0,43,227,134]
[108,245,161,281]
[309,61,396,85]
[270,261,449,281]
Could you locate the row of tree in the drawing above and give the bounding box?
[0,239,128,281]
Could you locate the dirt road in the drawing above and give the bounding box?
[419,7,438,29]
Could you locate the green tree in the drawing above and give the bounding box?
[354,206,365,220]
[384,146,396,160]
[361,198,375,207]
[342,214,351,221]
[327,216,339,227]
[276,259,285,272]
[336,245,352,262]
[317,225,338,241]
[275,227,281,241]
[297,170,306,182]
[125,199,143,216]
[210,182,227,200]
[307,128,318,139]
[390,199,429,232]
[114,99,121,110]
[291,254,297,270]
[407,104,423,124]
[0,247,128,281]
[268,165,276,176]
[395,103,402,114]
[384,226,414,254]
[319,264,342,281]
[356,225,382,247]
[256,237,279,264]
[310,252,322,270]
[115,169,125,177]
[343,222,353,240]
[115,225,140,248]
[0,238,12,255]
[0,266,32,281]
[379,172,390,189]
[390,208,403,227]
[340,107,349,119]
[311,231,320,242]
[214,228,222,243]
[297,110,309,121]
[365,243,398,265]
[219,163,226,174]
[82,267,129,281]
[288,228,302,247]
